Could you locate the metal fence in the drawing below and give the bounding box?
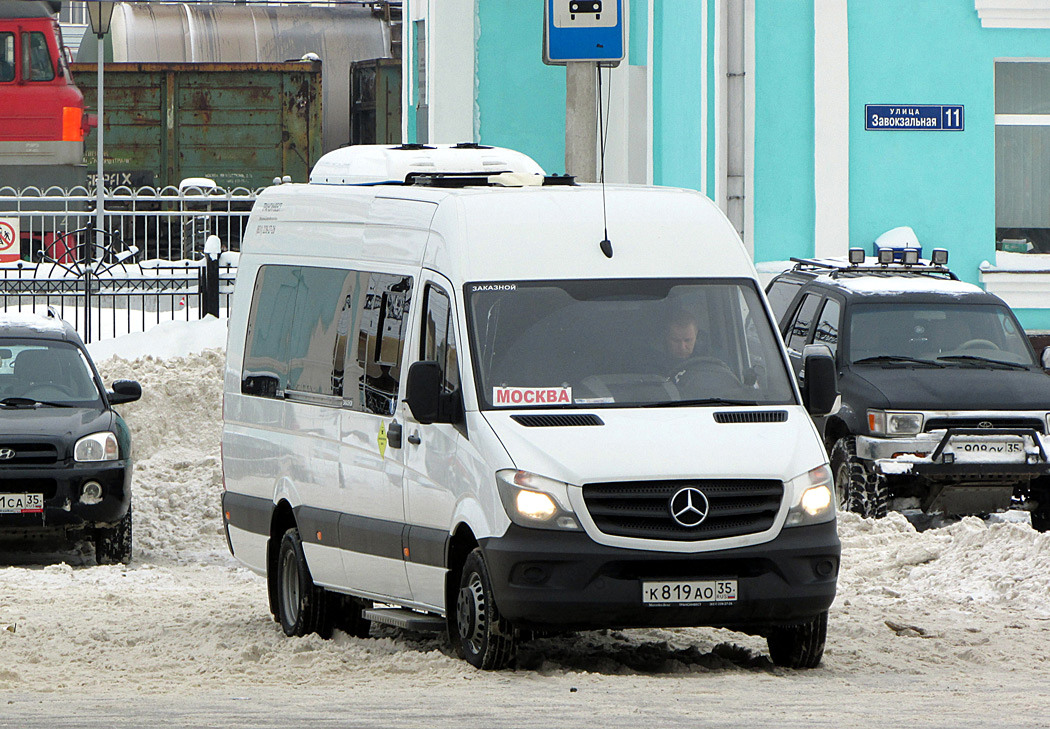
[0,185,251,343]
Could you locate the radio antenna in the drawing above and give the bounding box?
[597,64,612,258]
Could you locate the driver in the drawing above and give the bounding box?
[656,309,707,379]
[655,308,740,397]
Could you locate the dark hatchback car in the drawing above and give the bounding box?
[766,251,1050,531]
[0,312,141,563]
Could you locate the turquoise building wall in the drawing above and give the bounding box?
[752,0,815,263]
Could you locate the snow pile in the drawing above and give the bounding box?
[87,315,228,363]
[96,347,227,562]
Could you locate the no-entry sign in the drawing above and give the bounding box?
[0,218,19,263]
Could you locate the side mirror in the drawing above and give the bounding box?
[801,344,838,416]
[108,379,142,405]
[406,361,462,425]
[1042,346,1050,371]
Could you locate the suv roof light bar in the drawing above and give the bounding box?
[788,255,958,280]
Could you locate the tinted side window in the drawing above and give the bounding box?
[0,34,14,83]
[355,273,413,415]
[242,265,299,397]
[786,293,821,352]
[26,32,54,82]
[285,267,354,398]
[422,284,460,393]
[766,279,804,323]
[812,298,841,358]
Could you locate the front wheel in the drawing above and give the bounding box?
[275,527,333,638]
[95,506,133,565]
[766,611,828,669]
[830,436,889,518]
[455,548,517,670]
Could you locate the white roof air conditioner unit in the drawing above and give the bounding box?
[309,144,546,185]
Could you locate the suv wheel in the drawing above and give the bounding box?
[830,436,889,518]
[95,506,133,565]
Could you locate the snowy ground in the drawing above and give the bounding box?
[1,320,1049,727]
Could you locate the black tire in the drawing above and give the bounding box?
[766,611,828,669]
[455,548,517,670]
[330,593,373,639]
[1031,496,1050,533]
[830,436,889,518]
[275,527,333,638]
[95,506,133,565]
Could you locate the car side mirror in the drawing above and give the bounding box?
[108,379,142,405]
[801,344,838,416]
[405,361,461,425]
[1042,346,1050,371]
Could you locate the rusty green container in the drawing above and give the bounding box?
[71,62,322,190]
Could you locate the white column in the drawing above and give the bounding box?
[426,0,475,144]
[813,0,850,258]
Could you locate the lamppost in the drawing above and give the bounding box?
[86,1,114,344]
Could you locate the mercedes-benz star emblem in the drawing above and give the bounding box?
[0,448,15,460]
[669,487,710,528]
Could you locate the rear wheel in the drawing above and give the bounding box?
[95,506,133,565]
[455,548,517,670]
[830,436,889,518]
[766,611,828,669]
[275,527,333,638]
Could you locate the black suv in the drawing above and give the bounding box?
[766,250,1050,530]
[0,312,141,563]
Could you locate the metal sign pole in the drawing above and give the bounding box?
[565,62,597,183]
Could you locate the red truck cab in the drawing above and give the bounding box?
[0,1,89,191]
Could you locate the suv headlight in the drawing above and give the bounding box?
[785,465,835,527]
[75,432,119,462]
[496,470,580,531]
[868,410,923,436]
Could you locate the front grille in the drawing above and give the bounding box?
[0,443,60,465]
[0,478,57,499]
[582,479,783,541]
[924,417,1045,434]
[511,414,604,427]
[713,410,788,424]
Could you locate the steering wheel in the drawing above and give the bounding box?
[959,339,1000,351]
[670,356,742,395]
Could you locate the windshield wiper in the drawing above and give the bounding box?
[644,398,762,408]
[0,397,76,408]
[936,355,1030,370]
[852,355,944,367]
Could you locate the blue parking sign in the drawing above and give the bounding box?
[544,0,625,65]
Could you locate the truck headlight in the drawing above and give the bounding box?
[75,432,119,462]
[496,470,580,530]
[785,465,835,527]
[868,410,923,436]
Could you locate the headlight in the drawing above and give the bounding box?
[75,432,119,462]
[868,410,923,436]
[784,465,835,527]
[496,470,580,530]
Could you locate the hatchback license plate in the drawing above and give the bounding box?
[642,579,738,605]
[0,493,44,514]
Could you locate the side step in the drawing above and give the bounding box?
[362,607,446,633]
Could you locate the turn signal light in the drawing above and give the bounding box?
[62,107,84,141]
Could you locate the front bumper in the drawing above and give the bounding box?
[857,429,1050,480]
[0,461,131,534]
[480,521,840,632]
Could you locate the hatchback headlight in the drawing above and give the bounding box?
[496,470,580,530]
[75,432,119,462]
[868,410,923,436]
[785,465,835,527]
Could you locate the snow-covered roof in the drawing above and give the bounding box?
[821,274,985,296]
[0,312,69,335]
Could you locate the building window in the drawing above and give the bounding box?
[995,61,1050,253]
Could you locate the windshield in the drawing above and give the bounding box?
[0,339,103,406]
[465,278,796,410]
[848,303,1036,367]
